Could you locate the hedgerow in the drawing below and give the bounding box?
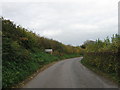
[2,18,82,88]
[81,34,120,83]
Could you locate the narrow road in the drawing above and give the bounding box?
[23,57,118,88]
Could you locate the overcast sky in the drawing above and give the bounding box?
[1,0,119,46]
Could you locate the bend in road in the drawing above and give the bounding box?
[23,57,118,88]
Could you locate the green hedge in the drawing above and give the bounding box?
[81,52,120,83]
[2,52,59,88]
[3,51,81,88]
[2,18,82,88]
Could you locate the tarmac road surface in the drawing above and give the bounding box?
[23,57,118,88]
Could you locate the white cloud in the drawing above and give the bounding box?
[70,24,99,30]
[41,29,62,37]
[2,0,119,3]
[0,3,2,17]
[2,0,119,45]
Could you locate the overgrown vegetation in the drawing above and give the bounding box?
[81,34,120,84]
[2,18,81,88]
[2,17,120,88]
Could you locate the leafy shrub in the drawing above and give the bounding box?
[2,18,82,88]
[81,34,120,83]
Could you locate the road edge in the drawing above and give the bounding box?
[80,58,119,87]
[12,57,82,88]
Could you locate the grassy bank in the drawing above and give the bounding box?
[80,34,120,85]
[2,18,82,88]
[3,51,81,88]
[81,54,119,84]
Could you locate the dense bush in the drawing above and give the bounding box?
[81,35,120,83]
[2,52,59,87]
[2,18,82,88]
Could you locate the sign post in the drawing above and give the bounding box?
[45,49,53,55]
